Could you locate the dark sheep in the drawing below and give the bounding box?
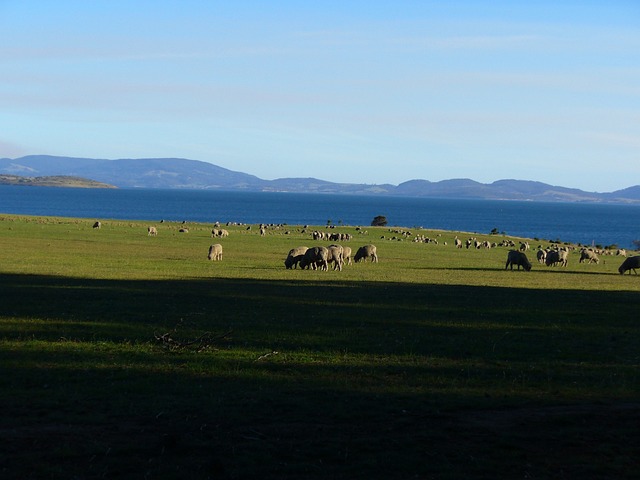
[618,256,640,275]
[505,250,532,271]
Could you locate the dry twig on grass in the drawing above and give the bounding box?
[153,329,232,352]
[255,351,279,362]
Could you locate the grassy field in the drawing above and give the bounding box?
[1,214,639,479]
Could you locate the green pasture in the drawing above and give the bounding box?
[0,214,638,479]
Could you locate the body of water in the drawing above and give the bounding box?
[1,185,638,248]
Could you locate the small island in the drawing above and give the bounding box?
[0,174,117,189]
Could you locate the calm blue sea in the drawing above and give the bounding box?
[1,185,638,248]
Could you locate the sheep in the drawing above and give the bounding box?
[618,256,640,275]
[207,244,223,261]
[148,226,158,236]
[454,236,462,249]
[211,228,229,238]
[342,246,352,266]
[354,244,378,263]
[505,250,532,271]
[546,249,568,267]
[326,244,344,271]
[616,249,627,257]
[536,249,547,264]
[92,221,101,229]
[579,248,600,264]
[519,241,530,252]
[299,246,329,271]
[284,246,309,269]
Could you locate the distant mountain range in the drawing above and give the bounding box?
[1,154,639,203]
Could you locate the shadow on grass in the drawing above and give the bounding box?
[1,272,638,347]
[1,273,639,479]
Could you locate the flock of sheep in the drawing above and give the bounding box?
[135,221,640,275]
[140,221,379,271]
[284,244,378,271]
[504,240,639,274]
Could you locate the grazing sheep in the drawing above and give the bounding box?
[618,256,640,275]
[616,249,627,257]
[354,244,378,263]
[211,228,229,238]
[92,221,101,229]
[546,249,568,267]
[536,249,547,264]
[148,226,158,236]
[579,248,600,264]
[327,244,344,271]
[284,246,309,269]
[505,250,532,271]
[179,228,189,233]
[454,236,462,249]
[519,241,530,252]
[342,246,352,266]
[207,244,223,261]
[299,246,329,271]
[557,249,569,267]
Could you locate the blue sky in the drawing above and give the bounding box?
[1,1,639,192]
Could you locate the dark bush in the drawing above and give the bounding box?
[371,215,388,227]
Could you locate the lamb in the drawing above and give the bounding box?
[284,246,309,269]
[354,245,378,263]
[618,256,640,275]
[505,250,532,271]
[207,244,223,261]
[148,226,158,236]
